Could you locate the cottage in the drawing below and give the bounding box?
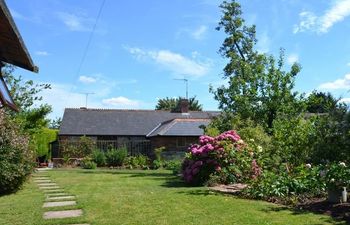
[58,101,219,158]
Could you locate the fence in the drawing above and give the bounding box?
[51,140,152,158]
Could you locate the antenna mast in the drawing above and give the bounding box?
[81,92,95,108]
[174,78,188,99]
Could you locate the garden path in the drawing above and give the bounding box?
[34,169,90,225]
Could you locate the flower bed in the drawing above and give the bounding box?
[181,130,262,186]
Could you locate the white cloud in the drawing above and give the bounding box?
[126,47,211,78]
[287,53,299,65]
[191,25,208,40]
[347,62,350,66]
[102,96,139,108]
[79,75,97,84]
[56,12,92,32]
[35,51,50,56]
[318,73,350,90]
[294,0,350,34]
[40,83,103,119]
[293,11,317,33]
[339,98,350,104]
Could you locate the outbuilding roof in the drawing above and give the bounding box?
[146,119,211,137]
[0,0,38,72]
[59,108,219,136]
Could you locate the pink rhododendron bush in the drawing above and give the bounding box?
[181,130,262,186]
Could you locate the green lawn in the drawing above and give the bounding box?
[0,169,344,225]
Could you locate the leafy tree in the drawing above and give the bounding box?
[211,0,302,130]
[1,65,52,134]
[305,91,347,114]
[155,96,203,111]
[49,117,62,129]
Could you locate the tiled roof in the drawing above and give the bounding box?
[146,119,211,137]
[59,108,219,136]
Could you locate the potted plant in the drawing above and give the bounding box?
[324,162,350,203]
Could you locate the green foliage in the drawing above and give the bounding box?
[154,146,165,161]
[305,91,346,114]
[61,136,95,158]
[322,162,350,191]
[272,116,315,167]
[32,128,58,158]
[81,157,97,169]
[91,150,106,167]
[163,160,182,174]
[125,155,150,169]
[49,117,62,129]
[152,159,163,170]
[155,96,203,111]
[244,164,325,202]
[0,109,34,194]
[211,1,302,130]
[2,65,51,134]
[78,136,95,156]
[105,147,128,167]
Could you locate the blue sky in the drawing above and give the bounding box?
[6,0,350,119]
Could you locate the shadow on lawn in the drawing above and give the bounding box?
[262,200,350,225]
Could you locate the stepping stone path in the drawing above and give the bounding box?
[34,169,90,225]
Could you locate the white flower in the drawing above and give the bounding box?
[305,163,312,169]
[339,162,346,167]
[257,146,263,153]
[330,178,335,183]
[237,139,244,144]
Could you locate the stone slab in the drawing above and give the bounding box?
[43,201,76,208]
[33,176,49,179]
[43,209,82,219]
[67,224,90,225]
[38,183,57,186]
[40,186,60,190]
[47,196,75,201]
[34,179,52,183]
[37,168,52,171]
[46,193,68,197]
[43,189,64,193]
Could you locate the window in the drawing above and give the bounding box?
[177,137,187,147]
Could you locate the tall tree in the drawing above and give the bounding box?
[211,0,302,130]
[155,96,203,111]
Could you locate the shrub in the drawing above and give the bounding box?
[163,160,182,174]
[61,136,95,159]
[125,155,150,169]
[152,159,163,169]
[81,157,97,169]
[322,162,350,191]
[0,109,34,194]
[92,149,106,167]
[106,147,128,167]
[244,164,325,203]
[154,146,165,161]
[182,130,262,186]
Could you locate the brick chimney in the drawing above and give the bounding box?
[179,98,189,114]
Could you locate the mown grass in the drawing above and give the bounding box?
[0,169,344,225]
